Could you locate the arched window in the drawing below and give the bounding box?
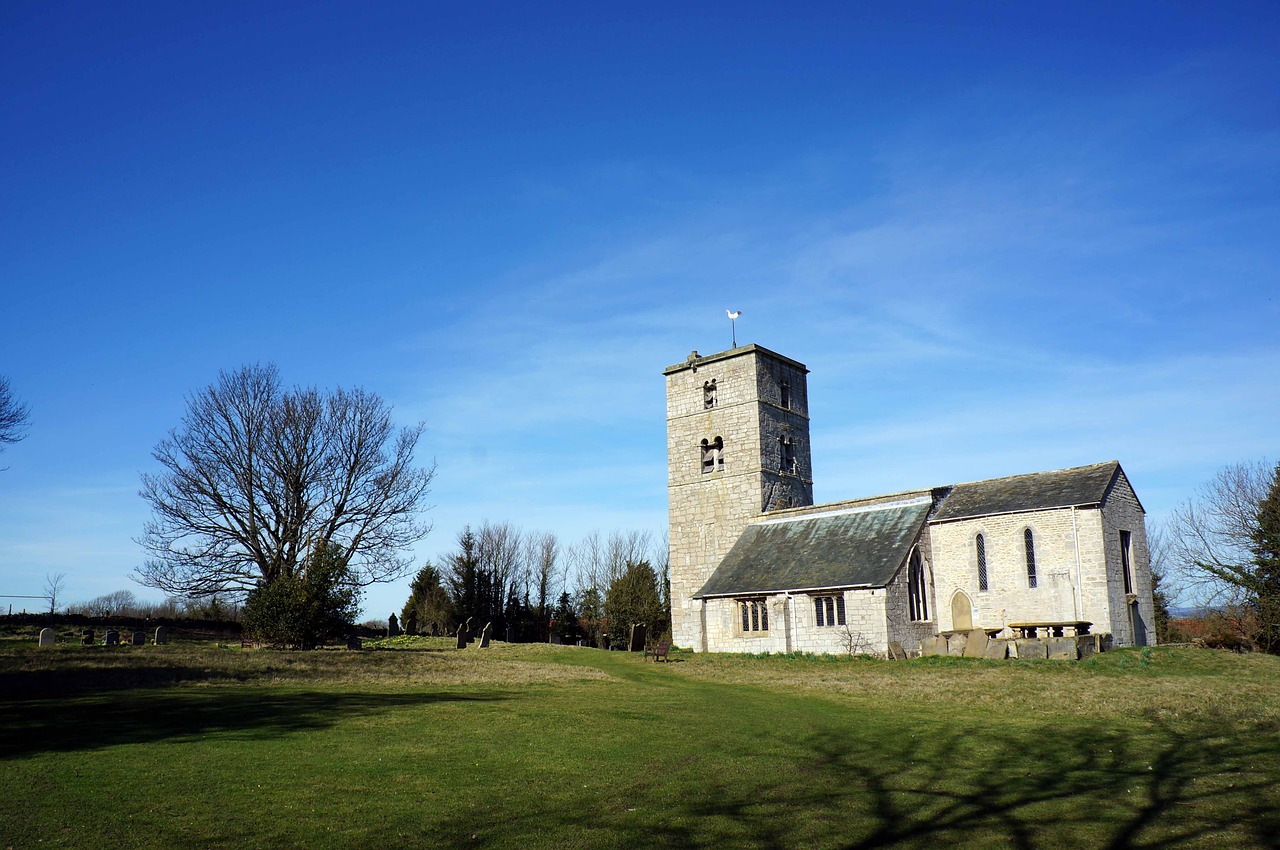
[976,533,989,592]
[703,379,717,409]
[1024,528,1038,589]
[908,548,929,622]
[700,437,724,474]
[778,435,796,474]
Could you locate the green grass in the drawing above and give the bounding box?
[2,636,1279,849]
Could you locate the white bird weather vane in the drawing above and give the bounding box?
[726,309,742,347]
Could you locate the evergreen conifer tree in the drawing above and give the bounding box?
[1250,463,1280,654]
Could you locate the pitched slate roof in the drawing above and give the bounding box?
[694,496,932,598]
[929,460,1122,523]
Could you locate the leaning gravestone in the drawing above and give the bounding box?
[963,629,990,658]
[455,625,467,650]
[104,629,120,646]
[1048,637,1079,661]
[628,623,647,653]
[81,629,94,646]
[131,631,146,647]
[477,622,492,649]
[464,617,474,643]
[984,639,1009,660]
[888,641,907,660]
[154,626,169,645]
[1018,638,1048,659]
[947,633,968,656]
[405,613,418,636]
[39,628,56,648]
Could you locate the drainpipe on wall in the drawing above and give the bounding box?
[1071,506,1083,620]
[785,592,795,653]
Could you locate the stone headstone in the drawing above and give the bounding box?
[455,625,467,649]
[963,629,989,658]
[628,623,647,653]
[1048,637,1079,661]
[505,624,515,644]
[405,613,418,636]
[387,613,401,638]
[888,641,907,660]
[984,639,1009,660]
[919,636,943,657]
[104,629,120,646]
[39,628,56,648]
[478,622,492,649]
[347,635,363,650]
[465,617,474,639]
[1017,638,1048,659]
[1077,634,1100,658]
[131,631,146,646]
[154,626,169,645]
[947,633,968,656]
[81,628,94,646]
[550,635,562,645]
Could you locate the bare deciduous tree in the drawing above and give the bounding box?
[0,376,31,465]
[523,531,560,639]
[1166,459,1271,609]
[43,572,66,613]
[135,363,434,598]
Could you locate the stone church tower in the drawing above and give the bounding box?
[664,345,814,650]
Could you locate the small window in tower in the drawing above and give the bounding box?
[703,379,717,409]
[976,533,989,592]
[779,435,796,474]
[1024,528,1038,589]
[700,436,724,474]
[780,380,791,410]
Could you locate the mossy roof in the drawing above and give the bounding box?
[929,460,1124,523]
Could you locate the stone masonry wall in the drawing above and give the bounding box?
[928,507,1094,635]
[702,590,889,655]
[885,534,938,654]
[1097,474,1156,646]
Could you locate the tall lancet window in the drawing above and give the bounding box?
[976,533,989,592]
[1024,528,1038,589]
[908,548,929,622]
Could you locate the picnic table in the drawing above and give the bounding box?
[1007,621,1092,639]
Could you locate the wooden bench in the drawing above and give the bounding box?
[643,642,670,662]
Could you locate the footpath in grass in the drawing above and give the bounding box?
[1,639,1278,849]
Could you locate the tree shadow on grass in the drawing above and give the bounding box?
[427,711,1280,849]
[0,688,509,760]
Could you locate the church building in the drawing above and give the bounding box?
[665,344,1156,656]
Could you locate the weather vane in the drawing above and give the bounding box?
[726,309,742,348]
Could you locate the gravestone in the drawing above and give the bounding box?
[478,622,492,649]
[1018,638,1048,659]
[628,624,647,653]
[888,641,907,661]
[81,629,94,646]
[984,639,1009,660]
[505,624,515,644]
[387,613,401,638]
[455,624,467,649]
[405,613,418,636]
[347,635,362,650]
[963,629,989,658]
[1077,634,1099,658]
[550,635,562,645]
[154,626,169,645]
[1048,637,1079,661]
[465,617,474,641]
[104,629,120,646]
[39,628,56,648]
[919,636,943,656]
[131,631,146,647]
[947,633,968,657]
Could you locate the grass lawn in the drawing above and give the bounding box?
[2,635,1278,849]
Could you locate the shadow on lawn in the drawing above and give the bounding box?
[439,711,1280,850]
[0,689,508,760]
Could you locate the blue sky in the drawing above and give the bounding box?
[1,1,1277,618]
